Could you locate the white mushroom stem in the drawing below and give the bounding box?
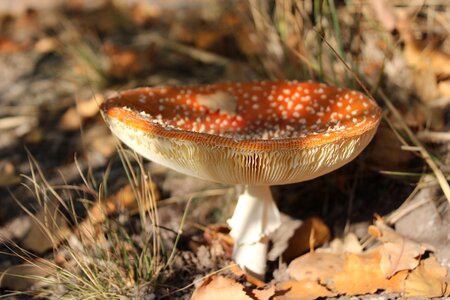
[228,185,281,278]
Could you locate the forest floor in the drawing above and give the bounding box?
[0,0,449,299]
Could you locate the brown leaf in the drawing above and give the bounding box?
[58,95,103,131]
[102,42,143,79]
[287,252,344,285]
[0,37,28,53]
[192,275,274,300]
[282,217,331,261]
[86,180,159,226]
[203,224,233,258]
[275,280,337,300]
[405,256,449,298]
[366,125,414,170]
[0,259,54,290]
[332,251,407,295]
[21,201,71,254]
[194,29,223,50]
[369,218,432,278]
[253,285,276,300]
[230,264,266,288]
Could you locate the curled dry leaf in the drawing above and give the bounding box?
[368,218,432,278]
[287,252,344,285]
[275,280,337,300]
[331,251,407,295]
[0,259,54,290]
[282,217,331,262]
[21,201,71,254]
[405,256,449,298]
[191,275,275,300]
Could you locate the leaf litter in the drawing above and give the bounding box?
[1,0,450,299]
[192,218,449,299]
[368,217,433,278]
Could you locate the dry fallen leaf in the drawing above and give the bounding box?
[102,41,149,79]
[0,259,54,290]
[58,95,103,131]
[268,214,302,261]
[275,280,337,300]
[282,217,331,262]
[230,264,266,288]
[367,125,415,170]
[405,256,449,298]
[369,218,432,278]
[191,275,275,300]
[21,201,71,254]
[332,251,407,295]
[397,16,450,101]
[0,37,28,53]
[287,252,343,285]
[86,180,159,225]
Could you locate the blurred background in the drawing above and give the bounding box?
[0,0,449,299]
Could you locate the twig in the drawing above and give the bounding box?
[417,130,450,143]
[134,33,231,66]
[378,90,450,204]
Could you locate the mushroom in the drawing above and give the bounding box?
[100,81,382,278]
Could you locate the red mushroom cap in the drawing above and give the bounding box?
[101,81,382,185]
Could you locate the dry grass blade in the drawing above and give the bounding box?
[2,147,166,299]
[377,90,450,204]
[134,33,231,66]
[320,31,450,205]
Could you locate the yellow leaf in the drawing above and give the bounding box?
[287,252,343,285]
[405,257,449,298]
[332,251,407,295]
[192,275,274,300]
[275,280,337,300]
[282,217,331,261]
[369,218,432,278]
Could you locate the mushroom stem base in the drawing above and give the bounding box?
[228,185,281,279]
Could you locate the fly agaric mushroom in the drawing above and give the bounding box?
[100,81,382,278]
